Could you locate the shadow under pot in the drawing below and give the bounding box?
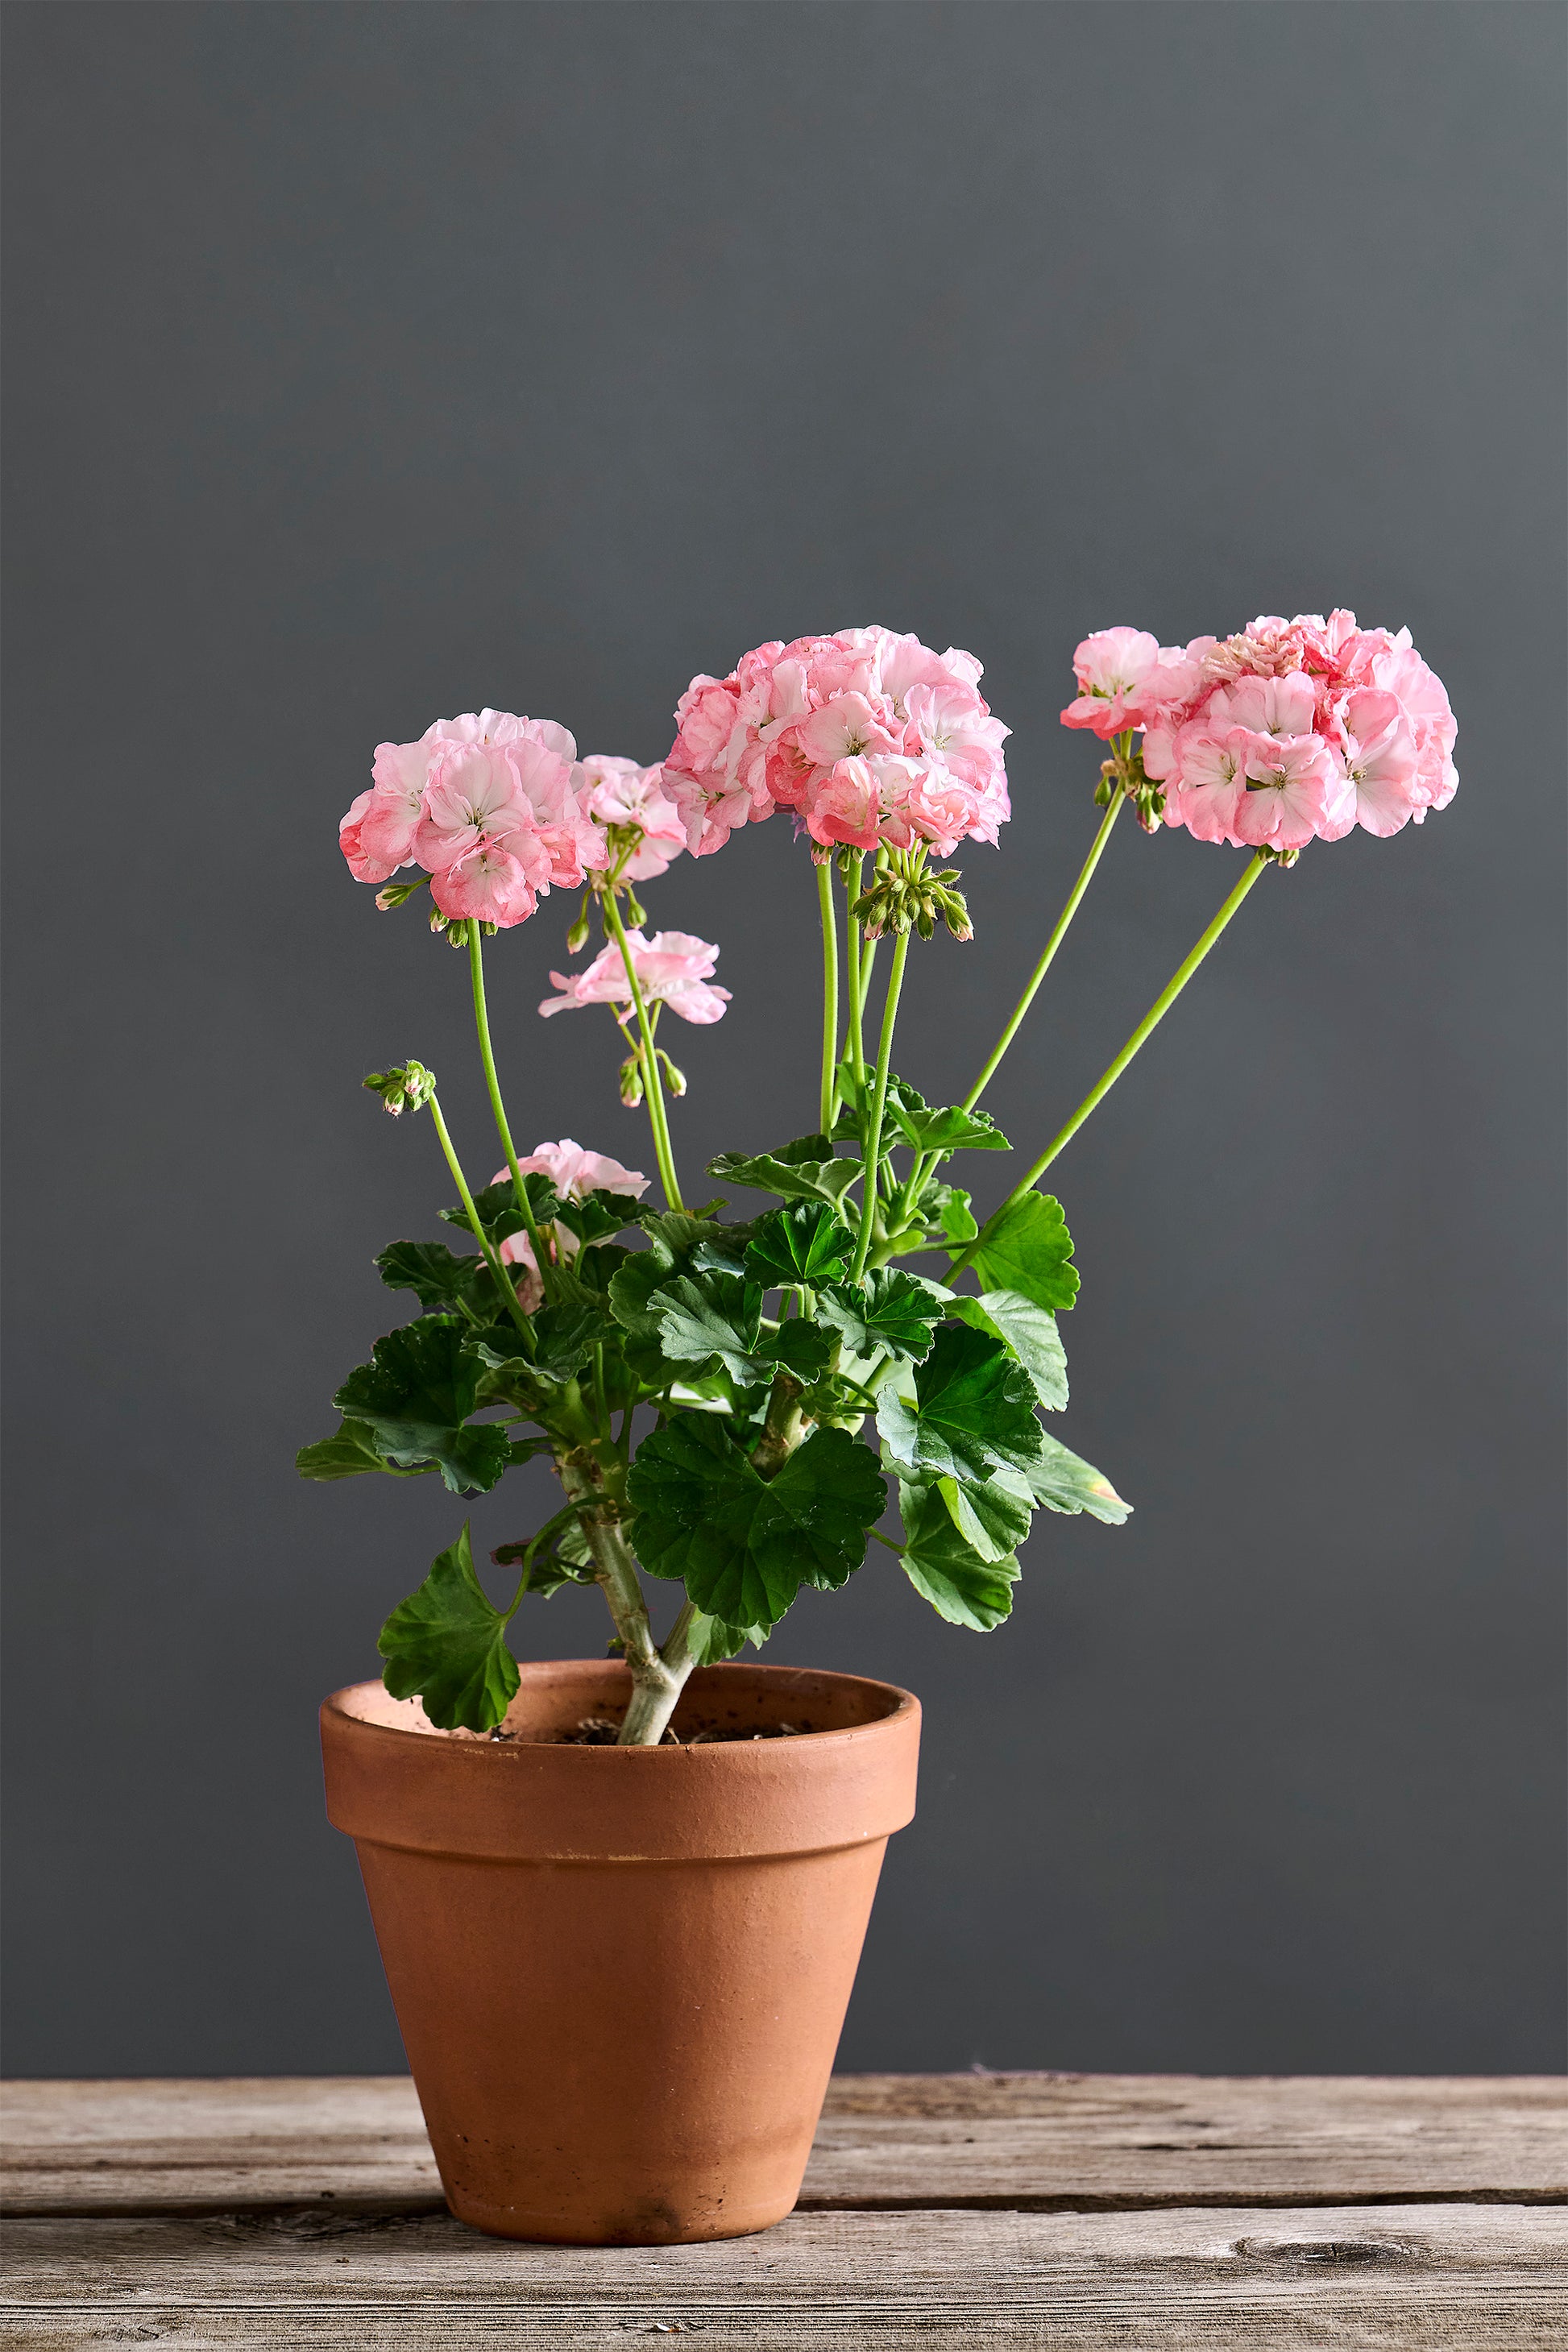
[320,1658,920,2244]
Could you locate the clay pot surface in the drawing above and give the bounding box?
[321,1659,919,2243]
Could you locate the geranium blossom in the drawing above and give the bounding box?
[539,929,731,1025]
[579,757,687,881]
[663,628,1010,860]
[492,1140,647,1311]
[1067,613,1456,848]
[1060,628,1162,736]
[337,710,605,927]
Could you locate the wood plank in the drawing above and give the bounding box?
[2,2204,1565,2349]
[4,2076,1564,2219]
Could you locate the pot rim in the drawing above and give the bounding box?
[321,1661,922,1861]
[324,1658,919,1757]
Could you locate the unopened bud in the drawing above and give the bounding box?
[624,889,647,927]
[619,1052,645,1108]
[363,1060,437,1117]
[375,876,430,912]
[566,897,591,955]
[657,1048,687,1098]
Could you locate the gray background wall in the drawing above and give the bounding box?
[4,1,1563,2080]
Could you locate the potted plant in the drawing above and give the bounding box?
[306,615,1456,2244]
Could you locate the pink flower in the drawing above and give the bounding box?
[502,724,607,890]
[510,1139,649,1201]
[1162,726,1249,844]
[1365,638,1458,815]
[1231,731,1354,852]
[339,709,604,913]
[339,739,439,883]
[539,928,731,1026]
[429,836,550,928]
[1071,615,1456,851]
[795,691,902,770]
[805,757,885,852]
[1333,690,1420,836]
[492,1139,648,1310]
[663,628,1010,861]
[902,681,1011,795]
[1060,628,1162,736]
[579,757,687,881]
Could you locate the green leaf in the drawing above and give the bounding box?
[554,1188,642,1247]
[607,1250,677,1344]
[929,1184,978,1245]
[744,1202,856,1288]
[876,1321,1044,1484]
[296,1418,435,1482]
[529,1300,613,1381]
[375,1240,493,1316]
[1025,1433,1131,1524]
[638,1209,747,1268]
[887,1097,1010,1157]
[627,1418,887,1630]
[817,1269,946,1364]
[684,1609,766,1665]
[945,1288,1068,1411]
[966,1190,1080,1313]
[764,1317,835,1380]
[898,1481,1020,1630]
[439,1173,560,1247]
[647,1273,767,1385]
[936,1466,1035,1562]
[378,1523,521,1732]
[334,1320,512,1495]
[708,1134,863,1207]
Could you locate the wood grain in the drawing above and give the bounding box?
[3,2204,1565,2349]
[4,2076,1563,2349]
[3,2075,1564,2219]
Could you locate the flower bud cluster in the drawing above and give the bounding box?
[363,1061,437,1117]
[852,862,973,943]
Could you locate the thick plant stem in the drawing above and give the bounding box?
[816,859,841,1131]
[954,851,1270,1279]
[467,922,552,1295]
[844,852,867,1085]
[849,928,912,1284]
[602,889,684,1212]
[964,792,1125,1111]
[558,1459,688,1745]
[427,1094,534,1345]
[750,1371,807,1479]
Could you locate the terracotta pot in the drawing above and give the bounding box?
[321,1658,919,2243]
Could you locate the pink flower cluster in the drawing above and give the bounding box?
[663,628,1011,860]
[1062,616,1457,852]
[492,1139,647,1312]
[538,930,730,1026]
[340,718,689,927]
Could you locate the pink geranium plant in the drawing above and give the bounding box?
[305,617,1456,1745]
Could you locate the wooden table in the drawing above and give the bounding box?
[2,2074,1565,2346]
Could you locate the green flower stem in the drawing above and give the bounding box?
[426,1093,535,1346]
[816,857,841,1132]
[953,849,1271,1280]
[963,790,1125,1114]
[467,921,553,1297]
[849,927,912,1285]
[602,887,685,1212]
[844,852,867,1085]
